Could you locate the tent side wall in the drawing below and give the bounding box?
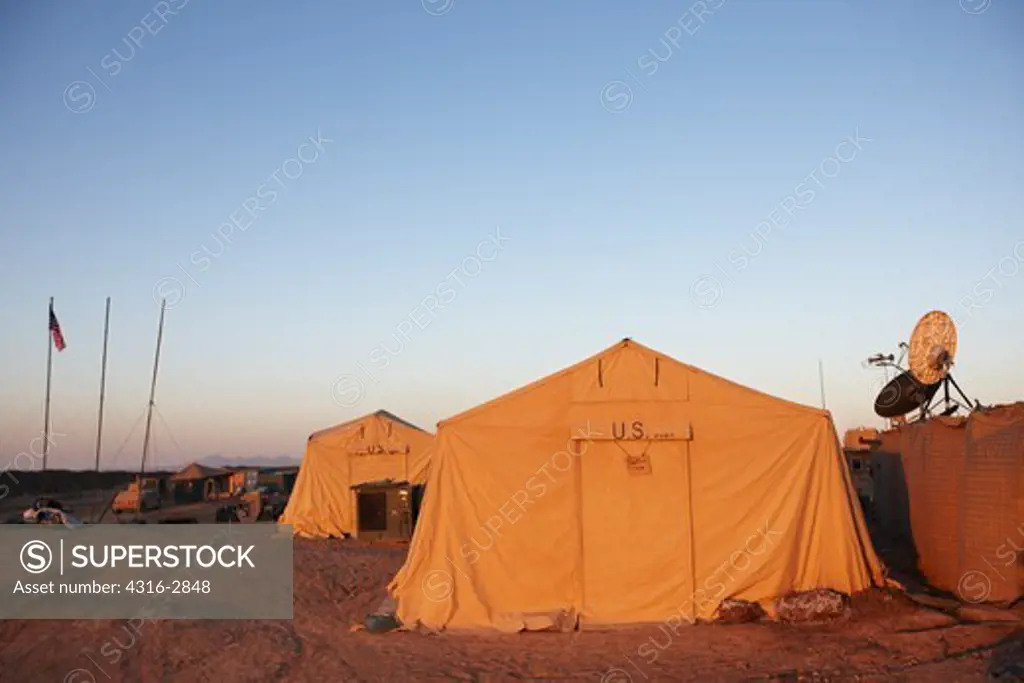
[689,414,882,616]
[392,381,582,632]
[279,436,356,538]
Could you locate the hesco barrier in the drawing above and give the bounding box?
[897,403,1024,603]
[0,470,146,499]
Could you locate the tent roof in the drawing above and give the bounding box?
[309,409,431,441]
[170,462,231,481]
[439,337,825,427]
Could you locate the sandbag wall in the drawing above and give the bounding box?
[1,470,142,500]
[869,444,912,543]
[899,404,1024,603]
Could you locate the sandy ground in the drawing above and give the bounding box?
[1,539,1021,682]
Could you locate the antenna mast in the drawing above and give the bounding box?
[818,359,827,410]
[95,297,111,471]
[137,299,167,514]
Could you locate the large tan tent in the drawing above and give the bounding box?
[389,339,884,631]
[279,410,434,539]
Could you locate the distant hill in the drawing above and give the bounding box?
[196,454,301,469]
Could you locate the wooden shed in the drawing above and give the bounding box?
[169,463,233,503]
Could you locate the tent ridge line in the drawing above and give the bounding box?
[309,410,435,443]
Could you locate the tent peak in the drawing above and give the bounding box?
[372,409,429,434]
[309,409,433,442]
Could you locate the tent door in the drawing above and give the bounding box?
[357,491,389,537]
[578,439,694,625]
[411,484,426,528]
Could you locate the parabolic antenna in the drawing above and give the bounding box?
[874,371,941,419]
[908,310,958,385]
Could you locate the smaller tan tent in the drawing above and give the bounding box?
[170,462,232,502]
[279,410,434,539]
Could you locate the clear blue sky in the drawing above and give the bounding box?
[1,0,1021,470]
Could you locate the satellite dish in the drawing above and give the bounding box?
[873,371,940,419]
[864,309,978,424]
[908,310,957,385]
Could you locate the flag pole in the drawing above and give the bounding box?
[94,297,111,472]
[138,299,166,500]
[42,297,54,471]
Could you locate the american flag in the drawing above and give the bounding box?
[49,303,66,351]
